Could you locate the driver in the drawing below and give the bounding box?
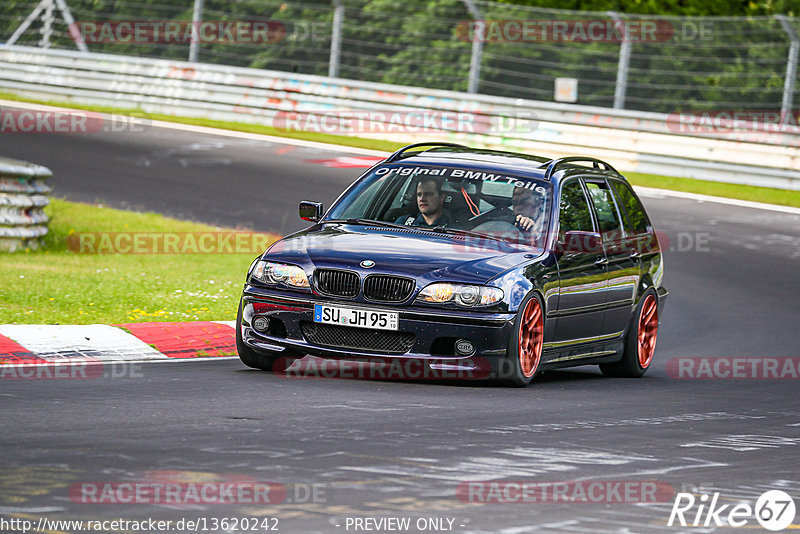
[396,177,450,228]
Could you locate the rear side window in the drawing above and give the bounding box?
[610,180,650,235]
[584,180,623,238]
[558,180,594,238]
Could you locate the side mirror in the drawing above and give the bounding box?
[556,230,603,254]
[299,201,323,222]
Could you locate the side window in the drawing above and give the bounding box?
[584,180,623,239]
[610,180,650,235]
[558,180,594,239]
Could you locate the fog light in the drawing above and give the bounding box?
[252,316,270,333]
[455,339,475,356]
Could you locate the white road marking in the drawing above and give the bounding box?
[680,434,800,452]
[0,506,65,513]
[478,412,764,434]
[0,324,166,361]
[573,457,729,480]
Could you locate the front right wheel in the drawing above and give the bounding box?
[600,291,658,378]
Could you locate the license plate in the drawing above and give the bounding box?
[314,304,398,331]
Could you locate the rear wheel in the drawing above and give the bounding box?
[600,291,658,378]
[501,293,544,387]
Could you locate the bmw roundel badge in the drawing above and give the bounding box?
[360,260,376,268]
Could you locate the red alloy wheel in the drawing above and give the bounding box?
[637,294,658,368]
[518,297,544,378]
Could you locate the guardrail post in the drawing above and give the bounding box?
[4,0,88,52]
[188,0,205,63]
[609,11,631,109]
[54,0,89,52]
[0,157,52,252]
[39,0,54,48]
[777,15,799,117]
[462,0,483,94]
[328,0,344,78]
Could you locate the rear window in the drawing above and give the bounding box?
[558,180,594,238]
[584,180,623,239]
[610,180,650,235]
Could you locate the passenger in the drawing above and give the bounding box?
[512,186,546,237]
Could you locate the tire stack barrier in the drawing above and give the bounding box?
[0,156,52,252]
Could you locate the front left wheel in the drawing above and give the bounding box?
[500,292,544,387]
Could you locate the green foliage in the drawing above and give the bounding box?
[1,0,796,112]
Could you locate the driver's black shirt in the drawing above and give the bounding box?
[395,211,451,228]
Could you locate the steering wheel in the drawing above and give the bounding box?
[470,220,524,240]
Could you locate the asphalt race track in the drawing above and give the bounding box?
[1,108,800,533]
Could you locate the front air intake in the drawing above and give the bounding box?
[315,269,360,298]
[363,275,415,303]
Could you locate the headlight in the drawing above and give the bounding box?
[417,283,503,307]
[250,260,310,288]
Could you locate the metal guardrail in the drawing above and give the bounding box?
[0,45,798,190]
[0,156,52,252]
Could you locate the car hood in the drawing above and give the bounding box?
[264,223,542,285]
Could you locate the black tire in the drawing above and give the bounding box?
[498,292,545,387]
[600,289,659,378]
[236,300,280,372]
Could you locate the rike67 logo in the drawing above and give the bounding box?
[668,490,796,531]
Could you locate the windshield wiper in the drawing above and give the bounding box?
[327,219,517,243]
[431,226,510,242]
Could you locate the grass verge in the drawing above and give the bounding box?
[626,172,800,209]
[2,91,799,208]
[0,199,276,324]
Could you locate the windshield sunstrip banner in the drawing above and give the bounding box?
[374,165,548,191]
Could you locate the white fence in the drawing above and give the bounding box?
[1,45,798,190]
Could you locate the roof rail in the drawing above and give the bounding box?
[385,142,468,163]
[543,157,619,180]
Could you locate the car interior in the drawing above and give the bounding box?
[375,175,548,246]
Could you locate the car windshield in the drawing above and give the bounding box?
[326,164,552,247]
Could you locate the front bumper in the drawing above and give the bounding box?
[240,288,515,370]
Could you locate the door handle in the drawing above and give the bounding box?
[595,256,608,266]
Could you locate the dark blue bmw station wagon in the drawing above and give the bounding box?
[237,143,667,386]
